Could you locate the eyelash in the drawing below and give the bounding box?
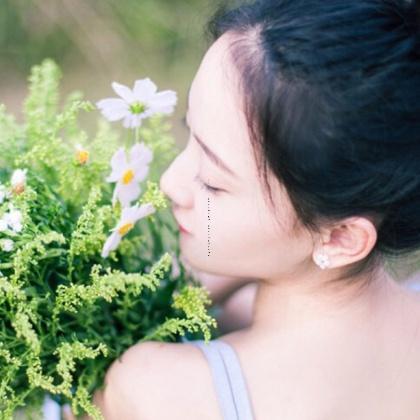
[194,174,221,194]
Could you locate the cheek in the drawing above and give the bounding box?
[213,194,305,263]
[200,194,271,252]
[181,189,311,278]
[192,191,226,240]
[208,200,285,277]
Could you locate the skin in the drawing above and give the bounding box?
[66,31,420,419]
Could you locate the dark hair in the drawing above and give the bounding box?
[205,0,420,286]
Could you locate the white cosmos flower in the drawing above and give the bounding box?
[96,78,177,129]
[3,208,23,233]
[1,239,14,252]
[106,142,153,207]
[75,144,89,165]
[101,203,156,258]
[11,169,27,193]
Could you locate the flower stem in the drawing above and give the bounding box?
[135,126,140,144]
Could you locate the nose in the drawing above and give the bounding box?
[159,155,194,209]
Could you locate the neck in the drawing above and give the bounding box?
[250,263,402,337]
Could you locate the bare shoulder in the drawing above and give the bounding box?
[100,340,221,420]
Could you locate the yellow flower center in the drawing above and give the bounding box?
[12,184,25,195]
[76,149,89,165]
[122,169,135,184]
[118,222,134,236]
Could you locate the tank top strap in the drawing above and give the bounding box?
[182,337,254,420]
[214,340,254,420]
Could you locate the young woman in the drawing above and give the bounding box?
[68,0,420,418]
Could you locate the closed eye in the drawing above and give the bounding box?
[194,174,223,194]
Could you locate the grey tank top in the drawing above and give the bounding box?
[182,337,255,420]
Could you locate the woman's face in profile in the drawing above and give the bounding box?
[160,33,314,281]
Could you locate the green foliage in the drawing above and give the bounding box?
[141,285,218,343]
[0,59,217,419]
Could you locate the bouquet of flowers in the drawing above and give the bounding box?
[0,59,217,420]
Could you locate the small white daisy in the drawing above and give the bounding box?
[3,208,23,233]
[1,239,14,252]
[11,168,27,194]
[101,203,155,258]
[106,142,153,207]
[75,144,89,165]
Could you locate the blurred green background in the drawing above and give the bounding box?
[0,0,216,142]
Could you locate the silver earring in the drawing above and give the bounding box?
[313,251,331,270]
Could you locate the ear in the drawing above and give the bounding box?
[314,217,378,269]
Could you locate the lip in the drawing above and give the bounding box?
[174,217,191,234]
[178,223,190,234]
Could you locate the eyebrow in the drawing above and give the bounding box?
[184,117,237,178]
[184,111,238,179]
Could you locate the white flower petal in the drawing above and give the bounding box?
[2,239,14,252]
[106,148,127,183]
[120,203,155,224]
[6,210,22,224]
[131,203,156,222]
[133,78,158,102]
[106,169,123,184]
[120,204,142,221]
[3,210,23,232]
[99,110,127,122]
[138,202,156,218]
[111,82,136,103]
[96,98,129,121]
[101,232,121,258]
[11,169,27,187]
[11,222,22,233]
[116,182,141,207]
[148,90,177,115]
[130,143,153,166]
[96,98,127,111]
[120,205,135,221]
[133,165,150,183]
